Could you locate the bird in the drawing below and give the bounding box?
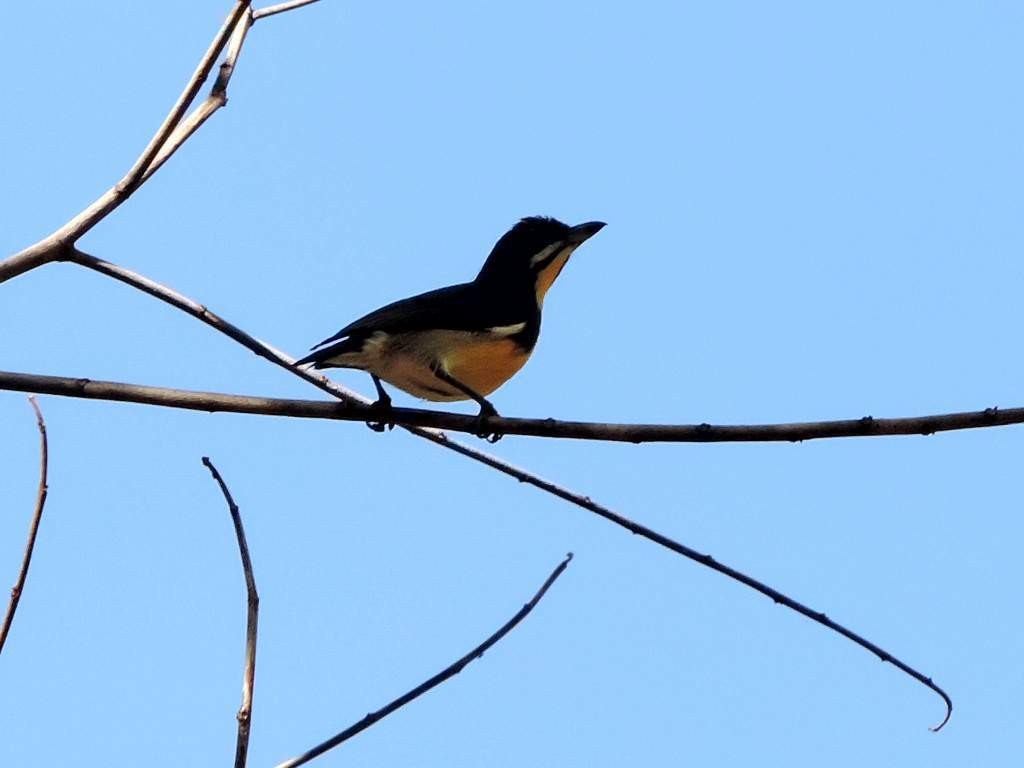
[295,216,606,439]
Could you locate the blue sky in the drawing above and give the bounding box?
[2,2,1022,765]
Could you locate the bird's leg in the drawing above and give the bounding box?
[365,374,395,433]
[431,367,502,443]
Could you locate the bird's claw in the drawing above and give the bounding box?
[475,403,502,442]
[364,397,395,433]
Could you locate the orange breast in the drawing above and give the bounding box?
[444,338,531,396]
[534,249,573,304]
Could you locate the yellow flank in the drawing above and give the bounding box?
[534,248,573,304]
[444,338,531,396]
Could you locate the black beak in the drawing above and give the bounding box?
[566,221,606,244]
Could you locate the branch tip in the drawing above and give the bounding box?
[930,695,953,732]
[273,553,571,768]
[0,397,50,656]
[201,455,259,768]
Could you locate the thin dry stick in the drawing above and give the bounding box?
[202,458,260,768]
[2,369,1020,447]
[0,0,319,284]
[274,553,573,768]
[40,249,952,727]
[0,397,50,656]
[253,0,322,20]
[118,1,252,197]
[141,5,255,184]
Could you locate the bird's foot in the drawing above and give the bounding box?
[365,396,395,433]
[475,402,502,443]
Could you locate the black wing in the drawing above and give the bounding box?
[296,282,527,367]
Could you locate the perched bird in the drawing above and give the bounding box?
[295,216,605,438]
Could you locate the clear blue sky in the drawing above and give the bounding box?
[2,2,1021,765]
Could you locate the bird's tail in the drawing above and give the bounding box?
[293,336,362,369]
[292,350,322,368]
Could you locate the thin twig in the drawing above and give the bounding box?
[253,0,322,21]
[0,397,50,656]
[142,5,259,183]
[1,369,1020,448]
[38,249,952,727]
[201,458,260,768]
[117,1,252,196]
[274,553,574,768]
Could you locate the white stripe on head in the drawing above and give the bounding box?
[528,242,564,268]
[485,322,527,337]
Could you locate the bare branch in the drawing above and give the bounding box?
[1,369,1020,448]
[253,0,322,21]
[0,370,953,727]
[201,457,260,768]
[140,8,254,184]
[274,553,574,768]
[0,0,319,285]
[117,1,252,197]
[0,397,50,656]
[8,249,952,726]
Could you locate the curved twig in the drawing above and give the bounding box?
[0,397,50,656]
[273,553,574,768]
[201,457,260,768]
[0,369,1018,448]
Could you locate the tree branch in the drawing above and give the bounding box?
[117,1,252,198]
[0,0,954,726]
[1,369,1020,447]
[201,458,260,768]
[0,0,320,285]
[0,397,50,656]
[0,369,953,728]
[2,242,956,726]
[273,553,574,768]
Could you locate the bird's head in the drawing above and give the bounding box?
[475,216,606,303]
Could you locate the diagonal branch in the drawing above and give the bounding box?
[1,369,1020,447]
[14,248,952,727]
[202,457,260,768]
[0,397,50,657]
[137,5,254,185]
[273,553,574,768]
[0,371,953,728]
[117,1,253,198]
[0,0,320,285]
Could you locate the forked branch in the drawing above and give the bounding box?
[202,457,260,768]
[273,553,574,768]
[0,397,50,656]
[0,0,320,285]
[0,0,954,730]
